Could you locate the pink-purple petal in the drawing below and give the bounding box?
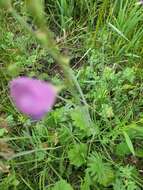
[10,77,57,120]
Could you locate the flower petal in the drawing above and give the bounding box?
[10,77,57,120]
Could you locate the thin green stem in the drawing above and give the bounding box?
[11,8,91,125]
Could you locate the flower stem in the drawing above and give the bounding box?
[11,8,91,125]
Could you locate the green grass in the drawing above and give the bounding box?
[1,0,143,189]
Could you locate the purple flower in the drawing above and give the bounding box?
[10,77,57,120]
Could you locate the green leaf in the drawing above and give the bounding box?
[0,128,7,137]
[88,152,115,187]
[108,22,129,41]
[126,124,143,138]
[122,67,135,83]
[113,179,125,190]
[103,67,115,80]
[101,104,114,118]
[7,63,21,77]
[71,107,91,137]
[51,180,73,190]
[0,0,11,10]
[136,149,143,158]
[123,131,135,156]
[115,142,131,157]
[80,172,91,190]
[68,143,87,167]
[99,166,115,187]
